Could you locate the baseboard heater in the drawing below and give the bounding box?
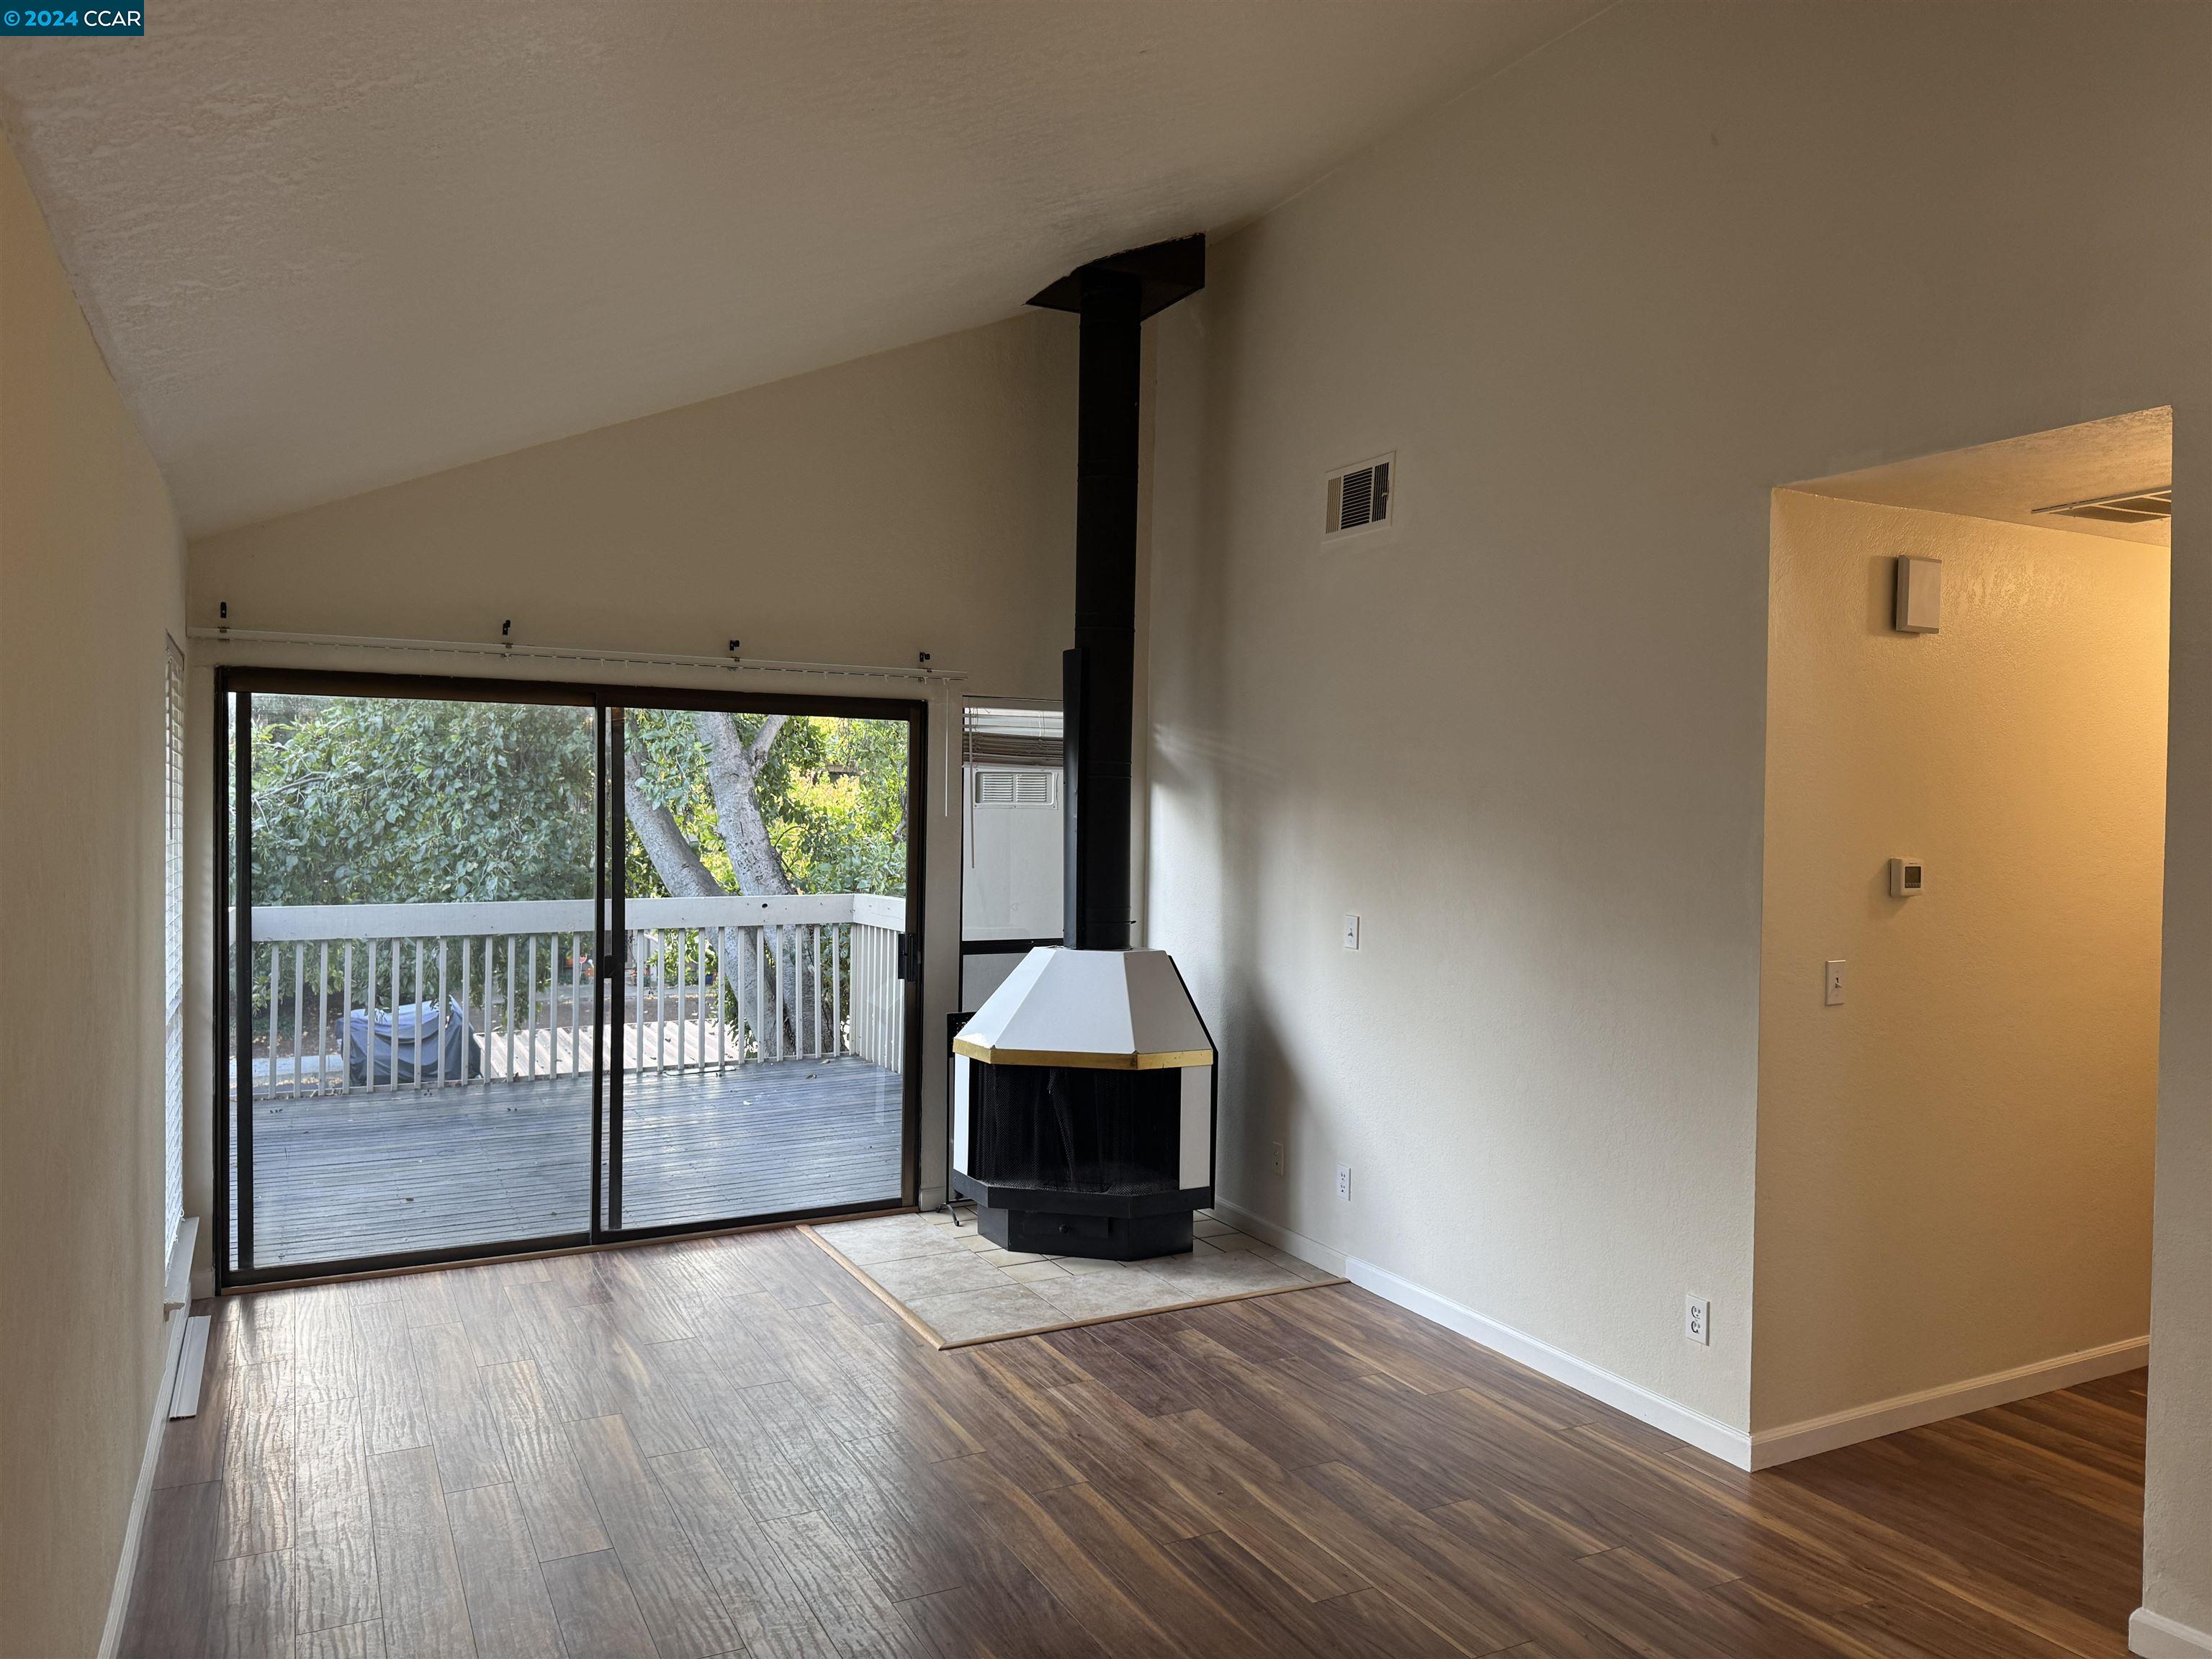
[167,1316,211,1419]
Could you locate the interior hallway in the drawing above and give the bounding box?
[123,1224,2147,1659]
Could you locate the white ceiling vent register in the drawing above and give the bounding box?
[2031,486,2172,525]
[1325,454,1395,541]
[973,768,1057,808]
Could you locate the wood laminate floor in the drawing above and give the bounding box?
[123,1223,2146,1658]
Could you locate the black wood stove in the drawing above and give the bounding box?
[951,947,1214,1257]
[948,235,1214,1260]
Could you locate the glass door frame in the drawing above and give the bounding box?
[215,665,927,1290]
[600,685,927,1245]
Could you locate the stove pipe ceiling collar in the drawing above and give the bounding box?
[1028,235,1205,950]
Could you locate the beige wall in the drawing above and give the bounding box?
[1145,0,2210,1555]
[189,312,1073,684]
[0,132,187,1656]
[187,312,1079,1231]
[1754,491,2166,1433]
[14,1,2211,1644]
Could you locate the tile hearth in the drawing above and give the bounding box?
[804,1207,1341,1346]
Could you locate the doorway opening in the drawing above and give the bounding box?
[217,669,924,1287]
[1753,408,2172,1455]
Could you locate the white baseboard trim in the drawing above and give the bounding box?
[97,1304,190,1659]
[1216,1202,2150,1477]
[1210,1201,1750,1465]
[1748,1336,2149,1469]
[1341,1252,1755,1468]
[1210,1198,1347,1277]
[2132,1607,2212,1658]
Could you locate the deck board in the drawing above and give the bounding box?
[238,1057,903,1269]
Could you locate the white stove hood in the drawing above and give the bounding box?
[952,947,1212,1071]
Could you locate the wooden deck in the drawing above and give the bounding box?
[238,1056,904,1269]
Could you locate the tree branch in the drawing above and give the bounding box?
[696,711,795,896]
[746,713,788,770]
[622,747,722,898]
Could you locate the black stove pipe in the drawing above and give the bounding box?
[1028,236,1204,951]
[1064,269,1141,950]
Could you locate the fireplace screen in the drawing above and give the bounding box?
[968,1062,1182,1196]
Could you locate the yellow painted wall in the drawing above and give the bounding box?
[0,130,187,1655]
[1753,491,2167,1432]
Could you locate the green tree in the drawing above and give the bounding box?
[619,708,907,1051]
[620,708,907,901]
[249,697,907,909]
[251,695,596,907]
[246,694,907,1056]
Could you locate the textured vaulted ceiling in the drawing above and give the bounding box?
[0,1,1598,536]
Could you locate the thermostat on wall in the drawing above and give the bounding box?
[1889,857,1925,898]
[1894,556,1942,634]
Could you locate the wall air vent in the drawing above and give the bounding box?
[973,768,1057,808]
[1326,454,1395,540]
[2032,486,2172,525]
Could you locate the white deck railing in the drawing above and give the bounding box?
[243,893,906,1097]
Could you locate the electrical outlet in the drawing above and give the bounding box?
[1272,1141,1286,1177]
[1343,914,1361,951]
[1685,1295,1710,1346]
[1336,1163,1352,1201]
[1824,959,1845,1007]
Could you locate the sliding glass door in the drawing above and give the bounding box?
[606,701,922,1233]
[219,670,922,1285]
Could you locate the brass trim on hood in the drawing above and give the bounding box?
[953,1034,1213,1071]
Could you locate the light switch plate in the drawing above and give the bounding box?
[1825,960,1845,1006]
[1342,914,1361,950]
